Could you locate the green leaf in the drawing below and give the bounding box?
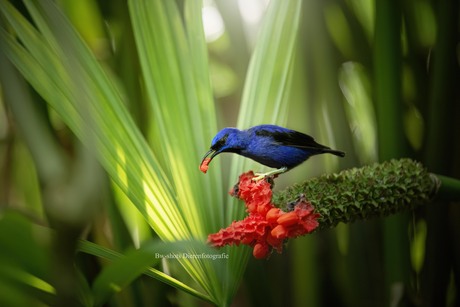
[224,0,303,301]
[0,212,54,306]
[1,0,304,305]
[128,0,225,303]
[230,0,302,202]
[78,240,217,306]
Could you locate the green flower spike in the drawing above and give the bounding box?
[272,158,446,230]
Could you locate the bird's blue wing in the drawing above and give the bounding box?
[253,127,330,150]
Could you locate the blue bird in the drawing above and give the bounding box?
[200,124,345,180]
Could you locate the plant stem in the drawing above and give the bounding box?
[435,175,460,201]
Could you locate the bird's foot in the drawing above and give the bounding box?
[252,167,288,181]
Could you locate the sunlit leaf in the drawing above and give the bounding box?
[226,0,303,300]
[1,0,224,303]
[1,0,304,305]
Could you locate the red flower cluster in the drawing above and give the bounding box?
[208,171,320,259]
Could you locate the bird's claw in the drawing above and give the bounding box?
[251,167,288,181]
[252,173,267,181]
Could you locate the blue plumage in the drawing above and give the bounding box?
[200,124,345,178]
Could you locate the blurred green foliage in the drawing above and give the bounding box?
[0,0,459,306]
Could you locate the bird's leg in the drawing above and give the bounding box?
[253,167,288,181]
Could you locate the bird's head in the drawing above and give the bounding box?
[200,128,243,173]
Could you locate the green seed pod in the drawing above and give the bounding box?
[272,159,440,230]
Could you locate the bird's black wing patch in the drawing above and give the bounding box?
[260,129,330,150]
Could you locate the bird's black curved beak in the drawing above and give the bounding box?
[202,149,218,161]
[200,149,218,173]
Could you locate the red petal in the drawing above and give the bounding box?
[266,208,282,223]
[276,211,299,227]
[298,217,320,233]
[266,233,283,250]
[271,224,288,239]
[253,243,270,259]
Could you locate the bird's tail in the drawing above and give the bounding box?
[323,148,346,157]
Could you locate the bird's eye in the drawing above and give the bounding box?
[212,134,228,149]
